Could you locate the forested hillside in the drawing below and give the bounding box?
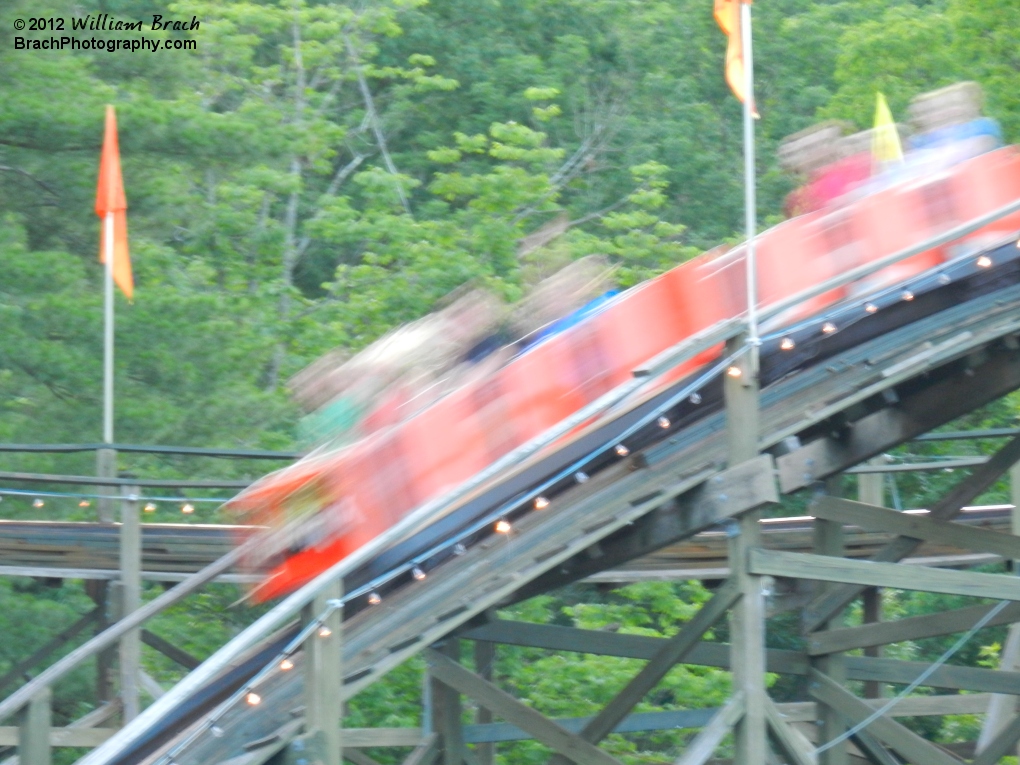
[2,0,1016,478]
[2,0,1020,762]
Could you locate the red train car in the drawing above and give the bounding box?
[229,146,1020,602]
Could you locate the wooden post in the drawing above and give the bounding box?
[858,458,884,699]
[96,448,116,524]
[724,335,766,765]
[474,640,494,765]
[86,580,115,705]
[812,477,848,765]
[304,579,343,765]
[431,640,464,765]
[119,484,141,723]
[977,461,1020,756]
[18,687,51,765]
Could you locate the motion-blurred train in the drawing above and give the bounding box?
[229,84,1020,601]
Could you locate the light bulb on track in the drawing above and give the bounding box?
[689,392,702,404]
[865,303,878,314]
[453,543,467,556]
[657,416,670,429]
[726,365,742,378]
[495,519,512,534]
[368,592,382,605]
[977,255,992,268]
[821,322,837,335]
[143,502,156,512]
[534,496,549,509]
[245,692,261,706]
[317,625,332,638]
[780,337,795,351]
[614,444,630,457]
[280,658,294,671]
[79,500,91,508]
[412,566,426,581]
[574,471,589,484]
[32,498,44,508]
[901,290,914,301]
[181,503,195,514]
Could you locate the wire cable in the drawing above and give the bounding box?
[814,598,1010,754]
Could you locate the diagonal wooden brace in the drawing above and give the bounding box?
[424,649,624,765]
[803,434,1020,632]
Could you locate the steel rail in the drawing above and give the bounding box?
[0,472,251,489]
[0,444,301,460]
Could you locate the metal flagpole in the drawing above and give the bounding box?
[97,211,117,525]
[103,212,115,447]
[740,1,759,365]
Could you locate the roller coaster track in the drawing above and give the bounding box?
[59,232,1020,765]
[0,505,1007,585]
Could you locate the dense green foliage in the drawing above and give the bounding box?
[2,0,1020,761]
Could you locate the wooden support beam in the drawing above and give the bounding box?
[751,549,1020,601]
[861,587,882,700]
[305,580,343,765]
[119,486,141,723]
[809,670,963,765]
[549,579,739,765]
[846,729,899,765]
[808,601,1020,656]
[340,695,991,750]
[463,619,1020,694]
[401,733,439,765]
[140,630,200,670]
[0,727,116,747]
[0,609,101,695]
[850,654,1020,696]
[86,580,114,705]
[423,649,624,765]
[977,459,1020,758]
[858,458,885,701]
[972,713,1020,765]
[473,641,494,765]
[803,433,1020,632]
[431,641,463,765]
[810,496,1020,560]
[67,701,120,732]
[673,692,744,765]
[138,671,164,700]
[344,750,384,765]
[812,491,848,765]
[763,697,816,765]
[724,334,767,765]
[18,689,50,765]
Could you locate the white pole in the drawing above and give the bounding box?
[740,2,759,363]
[103,212,115,445]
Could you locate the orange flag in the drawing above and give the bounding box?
[714,0,757,116]
[95,105,133,301]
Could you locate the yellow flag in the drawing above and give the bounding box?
[872,92,903,167]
